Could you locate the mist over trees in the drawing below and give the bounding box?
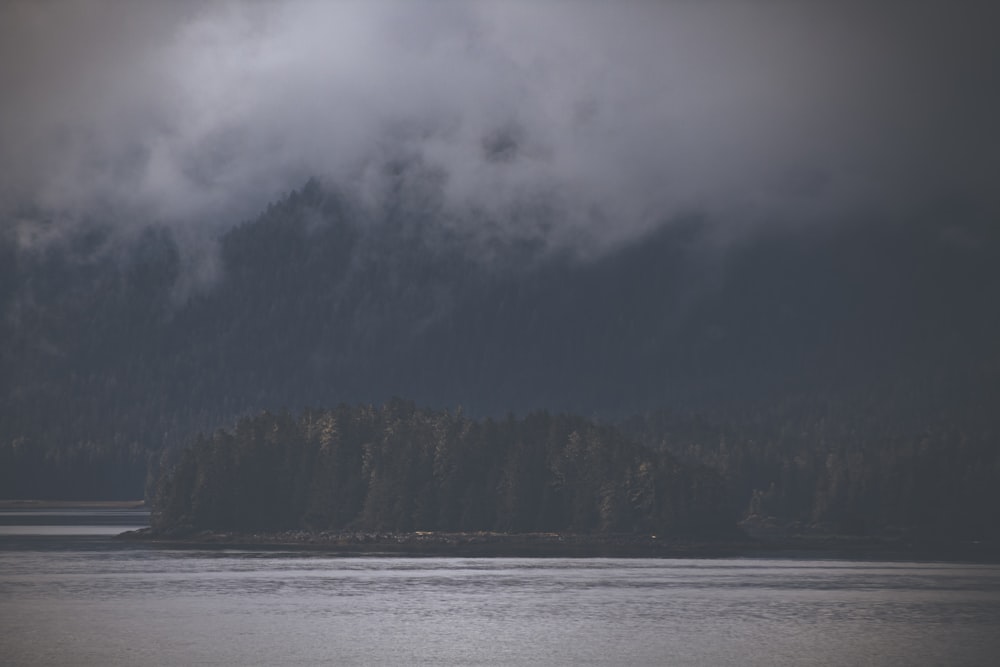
[2,2,998,544]
[2,179,999,539]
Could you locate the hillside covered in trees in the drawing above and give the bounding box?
[3,179,999,539]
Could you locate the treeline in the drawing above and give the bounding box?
[152,400,731,535]
[623,396,1000,540]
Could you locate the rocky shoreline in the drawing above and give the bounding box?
[118,527,744,557]
[116,527,1000,561]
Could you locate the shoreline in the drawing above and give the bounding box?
[118,527,1000,561]
[120,528,749,558]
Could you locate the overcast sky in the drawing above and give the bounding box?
[2,1,997,253]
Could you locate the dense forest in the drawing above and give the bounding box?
[152,401,729,536]
[623,399,1000,540]
[3,179,999,538]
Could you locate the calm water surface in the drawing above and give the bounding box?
[1,510,999,666]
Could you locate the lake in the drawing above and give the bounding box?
[1,509,999,665]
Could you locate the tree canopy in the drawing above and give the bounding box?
[152,401,730,536]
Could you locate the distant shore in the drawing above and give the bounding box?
[117,527,1000,561]
[0,499,147,510]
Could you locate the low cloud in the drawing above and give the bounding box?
[1,1,997,256]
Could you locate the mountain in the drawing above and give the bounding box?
[2,180,998,538]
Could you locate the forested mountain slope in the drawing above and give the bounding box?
[2,180,998,538]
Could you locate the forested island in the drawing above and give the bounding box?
[136,399,998,558]
[149,401,730,539]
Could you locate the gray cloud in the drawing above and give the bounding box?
[1,1,997,255]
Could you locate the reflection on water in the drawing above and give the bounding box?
[1,510,999,666]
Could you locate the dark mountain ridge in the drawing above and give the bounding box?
[2,180,998,538]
